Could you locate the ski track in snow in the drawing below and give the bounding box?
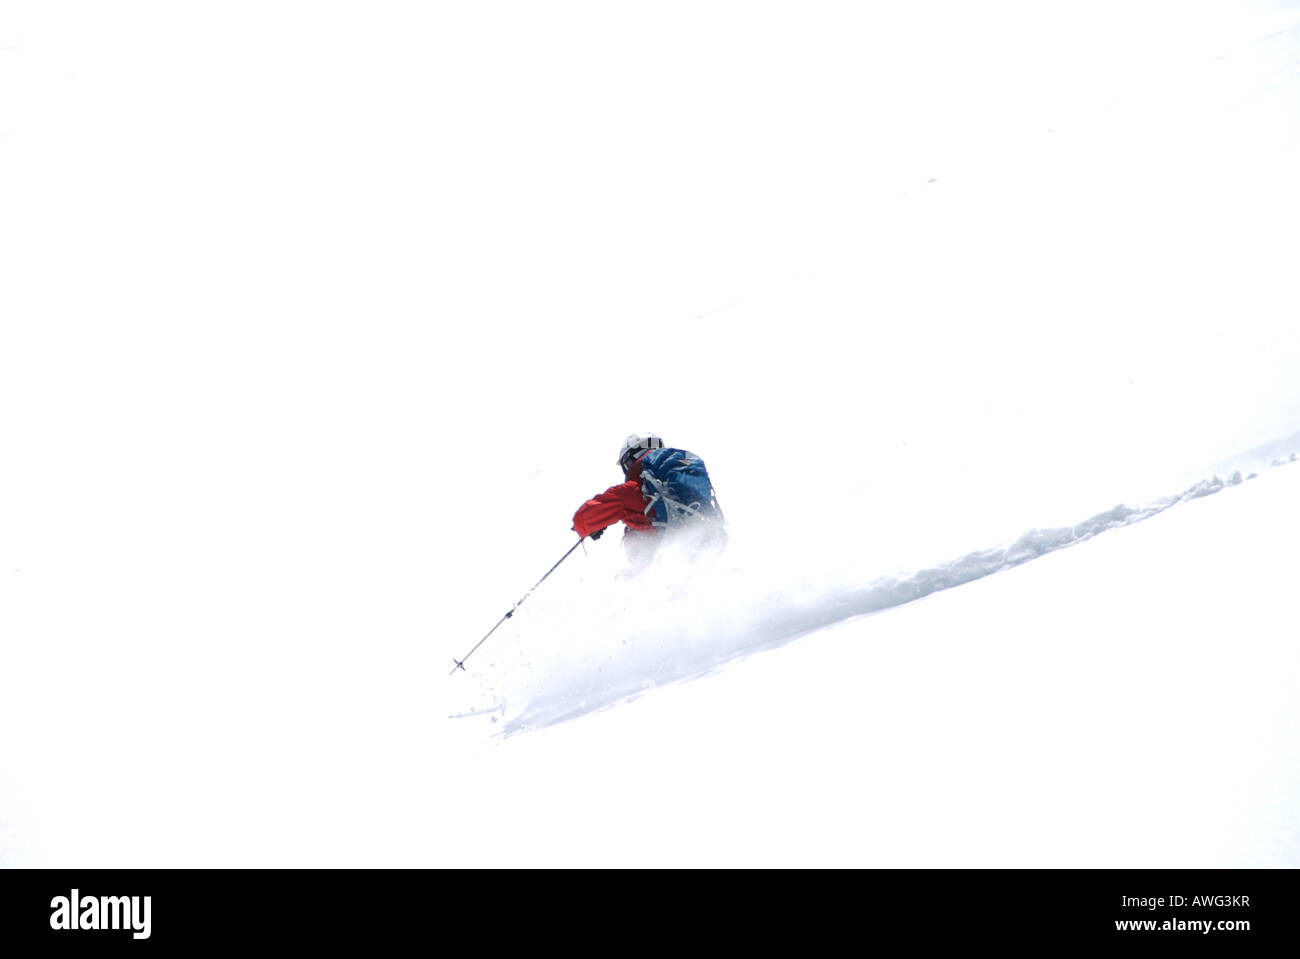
[453,459,1299,739]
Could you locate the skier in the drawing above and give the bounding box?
[572,433,725,568]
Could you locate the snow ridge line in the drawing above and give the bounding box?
[883,470,1254,606]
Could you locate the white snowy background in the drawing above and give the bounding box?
[2,0,1299,866]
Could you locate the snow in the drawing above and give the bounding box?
[462,466,1291,740]
[2,2,1300,868]
[438,460,1300,869]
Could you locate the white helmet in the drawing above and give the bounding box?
[617,433,663,472]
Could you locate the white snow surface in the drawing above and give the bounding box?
[3,2,1300,867]
[472,459,1300,868]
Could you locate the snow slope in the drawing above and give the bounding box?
[447,458,1300,869]
[2,2,1300,869]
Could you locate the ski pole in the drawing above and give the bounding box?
[449,537,587,676]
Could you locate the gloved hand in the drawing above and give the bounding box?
[589,527,605,541]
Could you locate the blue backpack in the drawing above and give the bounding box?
[636,447,723,528]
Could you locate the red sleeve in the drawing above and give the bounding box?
[572,479,650,538]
